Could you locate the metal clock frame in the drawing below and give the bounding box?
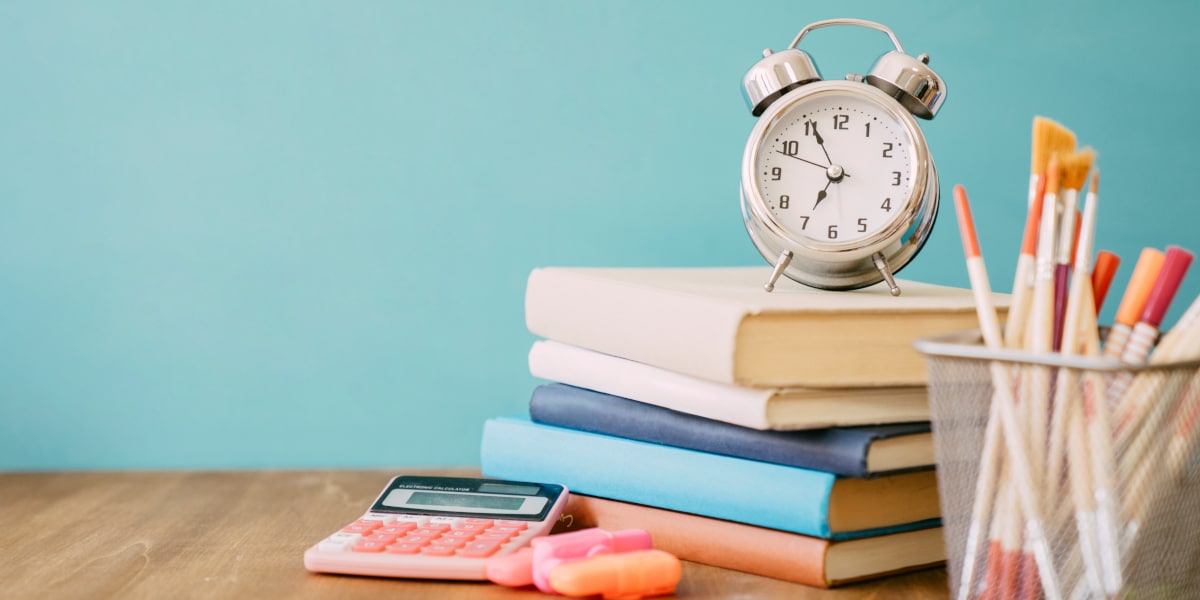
[741,80,939,295]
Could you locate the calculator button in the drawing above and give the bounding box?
[458,540,503,558]
[441,530,476,541]
[495,520,528,530]
[418,523,452,533]
[413,527,448,537]
[430,536,468,549]
[351,541,389,553]
[421,545,458,556]
[363,533,400,544]
[392,515,428,526]
[454,523,490,533]
[476,532,516,542]
[342,521,382,534]
[317,533,362,552]
[487,526,524,537]
[427,517,463,527]
[401,535,436,545]
[385,543,423,554]
[378,524,416,536]
[463,518,494,528]
[361,514,396,524]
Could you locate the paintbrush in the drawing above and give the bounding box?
[954,185,1062,599]
[1043,166,1110,595]
[1051,149,1095,351]
[1007,118,1076,348]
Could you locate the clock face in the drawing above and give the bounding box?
[752,86,919,247]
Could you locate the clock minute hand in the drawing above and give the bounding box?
[774,150,828,171]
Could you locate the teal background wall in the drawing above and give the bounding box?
[3,1,1198,470]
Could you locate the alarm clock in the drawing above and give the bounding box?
[740,18,946,295]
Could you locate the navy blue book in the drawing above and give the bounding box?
[529,383,934,478]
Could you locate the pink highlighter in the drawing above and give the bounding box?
[486,528,653,592]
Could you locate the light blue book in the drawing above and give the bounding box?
[480,416,941,540]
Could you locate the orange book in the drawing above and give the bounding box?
[557,493,944,588]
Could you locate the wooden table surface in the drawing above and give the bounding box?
[0,468,949,599]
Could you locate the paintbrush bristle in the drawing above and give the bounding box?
[1032,117,1076,175]
[1060,148,1096,192]
[1055,125,1077,162]
[1090,168,1099,195]
[1045,153,1062,195]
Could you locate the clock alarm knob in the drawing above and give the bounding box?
[741,48,821,117]
[865,51,946,120]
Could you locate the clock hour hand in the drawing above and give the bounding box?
[813,181,831,210]
[809,121,832,165]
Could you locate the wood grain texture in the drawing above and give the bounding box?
[0,469,949,599]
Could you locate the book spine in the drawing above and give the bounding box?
[481,416,839,538]
[528,340,774,430]
[524,268,747,384]
[529,383,873,477]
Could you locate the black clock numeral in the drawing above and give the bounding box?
[799,216,809,229]
[864,122,871,137]
[827,225,838,239]
[782,140,800,156]
[833,114,849,130]
[882,198,892,212]
[882,142,894,158]
[778,194,790,209]
[770,167,782,181]
[857,218,868,233]
[892,171,901,186]
[804,120,816,136]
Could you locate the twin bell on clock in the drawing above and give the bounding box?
[740,18,947,296]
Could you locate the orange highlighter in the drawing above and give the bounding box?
[549,549,681,600]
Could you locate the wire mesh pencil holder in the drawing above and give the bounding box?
[916,330,1200,600]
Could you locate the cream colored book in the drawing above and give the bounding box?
[525,266,1008,388]
[529,340,930,430]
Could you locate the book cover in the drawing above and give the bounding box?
[528,382,933,477]
[480,416,941,540]
[524,266,1007,388]
[558,493,945,588]
[529,339,930,430]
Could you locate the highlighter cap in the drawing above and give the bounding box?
[549,549,681,600]
[1140,246,1194,327]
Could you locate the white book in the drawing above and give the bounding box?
[529,340,930,430]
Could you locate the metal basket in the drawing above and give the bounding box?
[915,330,1200,600]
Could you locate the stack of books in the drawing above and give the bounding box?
[480,266,1002,587]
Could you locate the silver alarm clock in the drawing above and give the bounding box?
[740,18,946,295]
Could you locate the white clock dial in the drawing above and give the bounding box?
[753,89,917,246]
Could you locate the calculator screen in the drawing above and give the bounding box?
[369,475,565,521]
[406,491,524,510]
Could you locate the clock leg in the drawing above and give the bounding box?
[872,252,902,296]
[763,250,793,292]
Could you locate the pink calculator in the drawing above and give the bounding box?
[304,475,568,580]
